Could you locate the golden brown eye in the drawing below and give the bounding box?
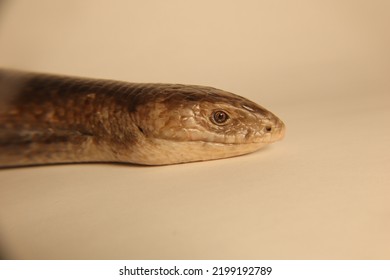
[212,110,229,124]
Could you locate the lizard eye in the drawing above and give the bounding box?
[212,110,229,125]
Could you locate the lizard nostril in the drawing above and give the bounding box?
[265,126,272,132]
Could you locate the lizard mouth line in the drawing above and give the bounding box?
[152,138,272,145]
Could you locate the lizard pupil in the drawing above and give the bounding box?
[213,111,229,124]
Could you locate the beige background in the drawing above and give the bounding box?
[0,0,389,259]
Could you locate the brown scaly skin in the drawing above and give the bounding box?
[0,69,285,167]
